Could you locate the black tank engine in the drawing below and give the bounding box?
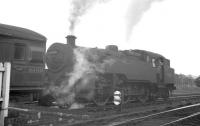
[43,35,175,106]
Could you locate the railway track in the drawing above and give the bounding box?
[105,103,200,126]
[160,112,200,126]
[5,94,200,126]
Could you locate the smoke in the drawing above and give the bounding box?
[126,0,163,41]
[69,0,164,41]
[55,47,115,106]
[68,0,111,34]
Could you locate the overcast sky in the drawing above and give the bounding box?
[0,0,200,76]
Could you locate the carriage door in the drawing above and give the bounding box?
[12,43,26,86]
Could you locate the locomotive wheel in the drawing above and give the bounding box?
[93,95,110,106]
[138,94,149,103]
[123,96,130,104]
[137,88,150,103]
[149,92,157,101]
[162,88,170,100]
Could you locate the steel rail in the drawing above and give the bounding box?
[160,112,200,126]
[7,94,200,126]
[105,103,200,126]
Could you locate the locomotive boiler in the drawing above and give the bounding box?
[43,35,175,106]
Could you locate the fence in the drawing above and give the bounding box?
[0,62,11,126]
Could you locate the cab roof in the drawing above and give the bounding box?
[133,49,165,59]
[0,23,46,42]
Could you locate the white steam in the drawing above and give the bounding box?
[68,0,111,34]
[126,0,163,41]
[56,47,115,106]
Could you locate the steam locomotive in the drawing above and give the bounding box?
[43,35,175,106]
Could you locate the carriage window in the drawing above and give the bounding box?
[146,56,150,62]
[14,44,25,60]
[30,46,44,63]
[31,51,43,63]
[152,58,156,67]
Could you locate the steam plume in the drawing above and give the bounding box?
[68,0,111,34]
[55,47,115,106]
[126,0,163,41]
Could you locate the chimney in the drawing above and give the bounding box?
[66,35,76,47]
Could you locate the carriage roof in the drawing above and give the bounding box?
[0,23,46,42]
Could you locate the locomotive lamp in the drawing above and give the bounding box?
[114,91,121,105]
[66,35,76,47]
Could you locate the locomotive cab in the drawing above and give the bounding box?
[132,50,175,98]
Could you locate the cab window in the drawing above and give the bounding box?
[165,59,170,67]
[152,58,156,67]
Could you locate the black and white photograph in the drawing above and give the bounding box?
[0,0,200,125]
